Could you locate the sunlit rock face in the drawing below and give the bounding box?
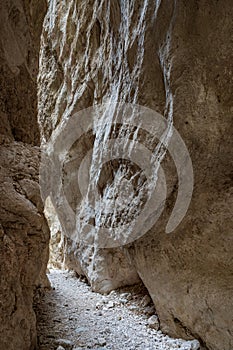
[0,0,49,349]
[38,1,233,349]
[44,196,66,269]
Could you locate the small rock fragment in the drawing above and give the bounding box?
[119,298,128,304]
[140,295,151,307]
[121,292,132,300]
[104,328,111,334]
[179,340,200,350]
[109,290,117,296]
[190,340,200,350]
[106,301,115,308]
[56,347,65,350]
[97,337,106,346]
[144,305,156,316]
[148,315,160,330]
[55,339,74,349]
[96,302,102,309]
[75,326,87,333]
[128,305,138,311]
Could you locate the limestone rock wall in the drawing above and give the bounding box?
[0,1,49,349]
[38,1,233,349]
[44,197,65,270]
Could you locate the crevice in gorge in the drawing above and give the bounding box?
[172,317,208,350]
[39,196,200,350]
[35,269,201,350]
[0,1,233,350]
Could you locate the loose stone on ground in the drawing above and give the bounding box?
[35,270,200,350]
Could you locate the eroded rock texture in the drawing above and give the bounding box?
[44,197,65,269]
[0,1,49,349]
[38,1,233,350]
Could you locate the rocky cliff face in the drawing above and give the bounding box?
[38,1,233,350]
[0,1,49,349]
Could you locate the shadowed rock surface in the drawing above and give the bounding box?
[0,1,49,349]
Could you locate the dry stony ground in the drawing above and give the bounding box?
[35,270,200,350]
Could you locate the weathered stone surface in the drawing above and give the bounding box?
[38,1,233,349]
[0,0,48,349]
[0,0,47,145]
[0,140,50,349]
[148,315,160,331]
[44,197,65,269]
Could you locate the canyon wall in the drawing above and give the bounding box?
[38,1,233,350]
[0,1,49,349]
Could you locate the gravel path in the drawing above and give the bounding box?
[35,269,200,350]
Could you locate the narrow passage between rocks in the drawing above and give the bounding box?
[35,270,200,350]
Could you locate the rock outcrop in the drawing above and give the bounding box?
[38,1,233,350]
[44,197,65,269]
[0,1,49,349]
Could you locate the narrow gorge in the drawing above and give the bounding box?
[0,1,232,350]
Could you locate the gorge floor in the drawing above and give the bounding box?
[35,269,200,350]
